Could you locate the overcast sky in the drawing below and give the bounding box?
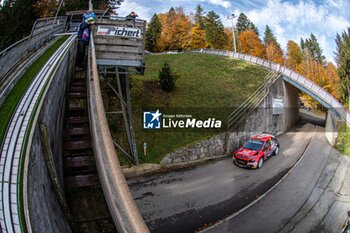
[117,0,350,63]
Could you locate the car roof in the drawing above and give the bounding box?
[250,133,273,141]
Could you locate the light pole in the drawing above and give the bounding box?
[227,14,237,53]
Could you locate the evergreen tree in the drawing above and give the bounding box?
[145,14,162,52]
[236,13,250,35]
[309,34,324,63]
[0,0,37,50]
[302,33,325,63]
[335,28,350,107]
[263,25,283,63]
[300,38,305,50]
[159,61,176,92]
[194,4,205,29]
[204,10,226,49]
[167,7,176,23]
[250,22,259,36]
[236,12,258,35]
[264,25,277,46]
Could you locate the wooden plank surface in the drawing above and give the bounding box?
[94,37,143,47]
[65,174,100,188]
[95,52,143,60]
[95,45,142,53]
[65,140,91,150]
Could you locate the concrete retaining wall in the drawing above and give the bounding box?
[161,78,299,164]
[325,110,339,146]
[226,78,299,154]
[160,133,226,164]
[26,41,76,233]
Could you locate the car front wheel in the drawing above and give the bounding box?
[274,146,279,155]
[257,158,264,169]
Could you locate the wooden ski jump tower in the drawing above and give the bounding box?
[94,17,146,68]
[93,17,146,164]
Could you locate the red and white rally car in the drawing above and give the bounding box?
[233,133,280,169]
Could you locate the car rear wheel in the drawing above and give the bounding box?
[274,146,279,155]
[257,158,264,169]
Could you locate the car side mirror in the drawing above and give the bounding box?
[347,211,350,217]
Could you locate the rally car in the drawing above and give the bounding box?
[342,212,350,233]
[233,133,279,169]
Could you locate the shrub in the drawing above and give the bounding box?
[159,61,175,92]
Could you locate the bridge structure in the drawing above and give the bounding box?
[0,8,349,233]
[190,49,350,128]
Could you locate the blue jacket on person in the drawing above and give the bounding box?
[83,12,96,22]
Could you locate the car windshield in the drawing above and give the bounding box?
[243,140,264,151]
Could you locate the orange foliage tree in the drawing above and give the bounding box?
[156,8,192,51]
[297,48,341,108]
[285,40,303,71]
[266,43,284,64]
[238,30,266,58]
[190,23,206,49]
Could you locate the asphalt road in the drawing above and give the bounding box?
[203,126,331,233]
[128,123,316,233]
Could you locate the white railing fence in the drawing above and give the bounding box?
[0,16,67,83]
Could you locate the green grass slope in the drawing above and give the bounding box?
[129,53,268,164]
[336,123,350,157]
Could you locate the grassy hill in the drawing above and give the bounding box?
[125,53,268,164]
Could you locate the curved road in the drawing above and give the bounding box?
[204,126,349,233]
[128,123,317,233]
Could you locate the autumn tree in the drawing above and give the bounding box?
[238,30,265,58]
[335,28,350,108]
[204,10,226,49]
[263,25,283,64]
[190,23,206,49]
[236,13,259,36]
[285,40,303,71]
[296,33,341,109]
[322,63,341,99]
[300,34,325,89]
[145,14,162,52]
[157,7,192,51]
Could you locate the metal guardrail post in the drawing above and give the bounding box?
[0,16,67,84]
